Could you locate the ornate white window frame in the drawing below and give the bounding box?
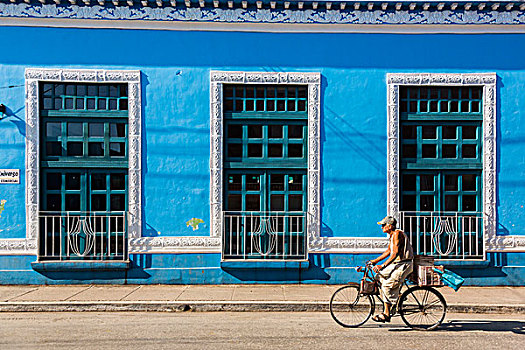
[386,72,504,254]
[11,68,142,255]
[209,71,321,253]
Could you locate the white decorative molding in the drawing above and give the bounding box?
[4,68,142,255]
[386,72,498,256]
[0,3,525,26]
[129,236,221,253]
[486,235,525,252]
[0,239,37,255]
[209,71,321,253]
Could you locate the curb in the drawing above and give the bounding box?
[1,301,524,314]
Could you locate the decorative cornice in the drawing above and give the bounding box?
[486,235,525,252]
[1,3,525,25]
[386,72,497,259]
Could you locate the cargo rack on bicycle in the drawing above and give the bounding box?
[408,255,444,287]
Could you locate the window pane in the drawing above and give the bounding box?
[445,175,458,191]
[462,174,477,191]
[422,144,436,158]
[420,195,434,211]
[445,195,458,211]
[87,98,96,110]
[462,126,477,139]
[110,123,126,138]
[46,173,62,190]
[288,174,303,191]
[91,173,106,191]
[288,125,303,139]
[268,144,283,158]
[110,174,126,190]
[270,195,284,211]
[46,194,61,211]
[227,124,242,138]
[442,145,456,158]
[245,195,260,211]
[402,125,417,139]
[288,144,302,158]
[89,123,104,137]
[271,174,285,191]
[248,125,262,138]
[462,195,477,211]
[248,144,262,157]
[91,194,107,211]
[402,144,416,158]
[46,142,62,156]
[65,194,81,211]
[67,142,83,156]
[420,175,434,191]
[65,173,81,190]
[402,174,416,191]
[289,195,303,211]
[227,195,242,211]
[246,175,260,191]
[228,175,242,191]
[269,125,283,138]
[227,144,242,158]
[442,126,456,139]
[46,122,61,137]
[111,194,126,211]
[88,142,104,156]
[110,142,125,157]
[67,123,83,137]
[402,195,416,211]
[422,126,436,139]
[462,145,477,158]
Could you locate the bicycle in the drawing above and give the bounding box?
[329,262,447,331]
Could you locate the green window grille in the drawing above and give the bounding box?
[399,86,483,259]
[39,82,128,261]
[223,84,308,260]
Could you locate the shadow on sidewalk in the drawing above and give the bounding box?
[439,320,525,334]
[389,320,525,335]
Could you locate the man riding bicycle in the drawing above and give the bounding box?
[369,216,414,323]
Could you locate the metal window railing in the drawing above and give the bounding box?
[399,211,484,260]
[38,211,128,262]
[222,211,307,260]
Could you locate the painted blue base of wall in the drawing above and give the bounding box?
[1,253,524,286]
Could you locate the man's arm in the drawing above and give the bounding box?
[370,249,390,265]
[373,231,401,272]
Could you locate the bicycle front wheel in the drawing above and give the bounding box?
[329,284,374,328]
[399,286,447,331]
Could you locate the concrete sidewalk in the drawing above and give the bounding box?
[0,285,524,313]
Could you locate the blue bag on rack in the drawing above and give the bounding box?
[433,268,464,291]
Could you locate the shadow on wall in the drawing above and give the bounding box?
[223,254,331,282]
[1,105,26,137]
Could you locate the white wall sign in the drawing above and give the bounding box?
[0,169,20,184]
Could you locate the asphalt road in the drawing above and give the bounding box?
[0,312,523,350]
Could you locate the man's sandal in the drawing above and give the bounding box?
[371,313,391,323]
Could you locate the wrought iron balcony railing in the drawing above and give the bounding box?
[223,211,307,260]
[38,211,128,262]
[399,211,484,260]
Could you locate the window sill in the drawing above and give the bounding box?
[31,261,130,272]
[221,260,309,270]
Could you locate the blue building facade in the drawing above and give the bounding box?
[0,1,524,285]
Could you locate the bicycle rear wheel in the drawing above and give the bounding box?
[329,284,374,328]
[399,286,447,331]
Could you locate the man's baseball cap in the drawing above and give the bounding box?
[377,216,397,226]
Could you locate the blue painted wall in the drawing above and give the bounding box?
[0,26,524,285]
